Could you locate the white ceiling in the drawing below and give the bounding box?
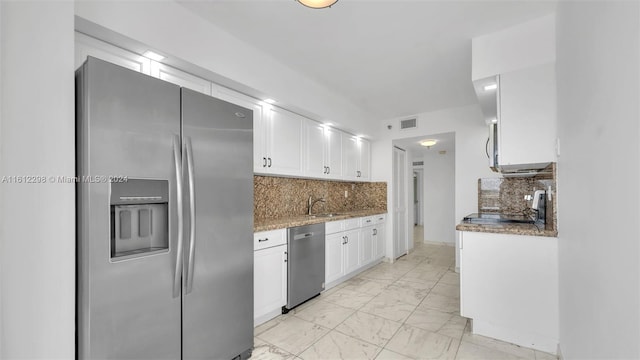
[177,0,556,122]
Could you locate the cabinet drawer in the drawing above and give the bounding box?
[374,214,386,224]
[254,229,287,251]
[325,220,344,235]
[361,216,375,227]
[343,218,361,231]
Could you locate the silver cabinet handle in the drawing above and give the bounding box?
[323,166,327,174]
[345,236,349,244]
[327,166,330,174]
[342,236,346,245]
[373,229,377,235]
[258,238,269,242]
[172,135,184,298]
[185,137,196,295]
[263,157,267,167]
[268,157,272,167]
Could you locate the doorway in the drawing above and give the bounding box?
[393,146,408,259]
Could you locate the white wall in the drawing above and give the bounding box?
[556,2,640,359]
[423,149,456,245]
[73,1,369,136]
[472,14,555,80]
[0,2,76,358]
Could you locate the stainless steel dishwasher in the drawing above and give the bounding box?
[283,223,325,313]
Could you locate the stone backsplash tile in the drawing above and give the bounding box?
[254,175,387,221]
[478,163,557,231]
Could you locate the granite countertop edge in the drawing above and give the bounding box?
[456,223,558,238]
[255,209,388,232]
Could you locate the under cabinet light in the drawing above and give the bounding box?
[483,83,498,91]
[143,51,165,61]
[263,98,276,104]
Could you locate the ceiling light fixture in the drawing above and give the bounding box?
[483,83,498,91]
[420,139,438,148]
[143,50,165,61]
[296,0,338,9]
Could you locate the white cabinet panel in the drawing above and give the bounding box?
[498,63,557,168]
[254,244,287,325]
[360,226,374,266]
[150,61,211,95]
[374,223,386,260]
[342,135,359,181]
[303,120,327,178]
[75,32,150,73]
[264,107,304,176]
[325,127,343,179]
[342,135,370,181]
[253,229,286,251]
[459,231,558,353]
[325,232,345,285]
[343,229,360,274]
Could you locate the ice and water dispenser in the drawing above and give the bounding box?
[110,179,169,260]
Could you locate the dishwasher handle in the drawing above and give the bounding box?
[293,232,315,240]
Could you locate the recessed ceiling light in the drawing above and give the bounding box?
[420,139,437,147]
[263,98,276,104]
[143,50,165,61]
[483,83,498,91]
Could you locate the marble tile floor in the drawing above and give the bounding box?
[252,227,557,360]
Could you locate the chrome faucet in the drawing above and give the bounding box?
[308,196,326,216]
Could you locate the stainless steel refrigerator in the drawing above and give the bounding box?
[76,57,254,359]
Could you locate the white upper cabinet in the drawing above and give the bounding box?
[303,120,343,180]
[498,63,557,170]
[150,61,211,95]
[342,135,370,181]
[75,32,150,73]
[261,107,304,176]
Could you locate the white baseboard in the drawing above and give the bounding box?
[472,319,558,355]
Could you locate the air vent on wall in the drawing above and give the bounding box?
[413,161,424,166]
[400,118,417,130]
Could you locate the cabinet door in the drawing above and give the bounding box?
[326,233,345,284]
[325,127,343,179]
[254,245,287,321]
[358,138,371,181]
[303,120,327,178]
[360,226,374,265]
[266,107,304,176]
[342,135,359,180]
[374,224,386,260]
[343,229,361,274]
[214,88,266,172]
[499,63,556,167]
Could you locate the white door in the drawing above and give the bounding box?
[393,147,408,259]
[253,245,287,324]
[325,233,345,285]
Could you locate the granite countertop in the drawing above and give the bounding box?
[456,222,558,237]
[255,209,387,232]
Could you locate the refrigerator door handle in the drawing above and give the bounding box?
[185,136,197,294]
[173,134,184,298]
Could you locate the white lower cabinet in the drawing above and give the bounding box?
[325,232,346,285]
[253,230,287,326]
[360,225,375,266]
[325,215,386,288]
[459,231,558,354]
